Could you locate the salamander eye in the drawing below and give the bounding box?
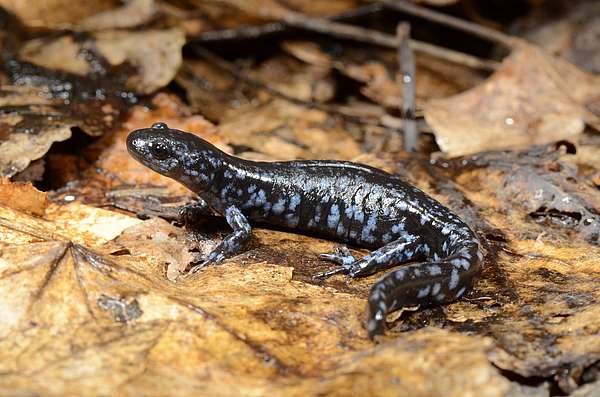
[149,142,170,160]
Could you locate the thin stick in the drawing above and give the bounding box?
[380,0,518,47]
[273,9,499,71]
[193,2,384,43]
[397,23,418,152]
[215,1,500,71]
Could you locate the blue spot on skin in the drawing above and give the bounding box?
[417,285,431,298]
[285,214,299,227]
[449,269,459,290]
[272,199,286,214]
[355,211,364,223]
[453,258,471,270]
[391,224,405,234]
[289,194,301,211]
[327,205,340,229]
[428,265,441,276]
[345,206,354,218]
[220,186,229,199]
[361,214,377,243]
[395,269,405,280]
[255,190,267,206]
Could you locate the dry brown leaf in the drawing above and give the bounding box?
[19,29,185,94]
[252,56,335,103]
[95,29,185,94]
[0,86,77,177]
[0,195,516,397]
[425,44,600,157]
[417,0,458,4]
[0,0,118,27]
[0,178,47,216]
[512,1,600,73]
[176,59,241,122]
[281,41,334,69]
[333,54,482,110]
[219,99,362,161]
[0,83,121,177]
[3,139,600,395]
[0,121,72,178]
[76,0,157,31]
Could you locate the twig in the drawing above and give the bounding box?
[271,8,499,71]
[193,2,384,43]
[397,23,418,152]
[214,1,500,71]
[380,0,518,47]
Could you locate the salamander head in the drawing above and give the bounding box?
[127,122,224,191]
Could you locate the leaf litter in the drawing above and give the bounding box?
[0,0,600,396]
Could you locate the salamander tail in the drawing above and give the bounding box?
[366,252,481,339]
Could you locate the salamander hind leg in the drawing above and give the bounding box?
[317,235,423,279]
[317,246,356,278]
[189,206,251,273]
[366,253,480,339]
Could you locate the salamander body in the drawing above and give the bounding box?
[127,122,483,338]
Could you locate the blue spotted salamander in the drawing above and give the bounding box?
[127,122,483,339]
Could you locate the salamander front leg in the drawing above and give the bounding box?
[179,198,213,226]
[189,206,251,273]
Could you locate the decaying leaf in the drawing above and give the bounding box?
[512,0,600,73]
[18,28,185,94]
[0,177,47,216]
[76,0,157,31]
[0,0,118,28]
[0,186,515,397]
[0,118,72,177]
[2,1,600,395]
[425,44,600,157]
[219,99,362,161]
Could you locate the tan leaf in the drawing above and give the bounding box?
[425,44,600,156]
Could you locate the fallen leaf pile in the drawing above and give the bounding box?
[1,0,600,396]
